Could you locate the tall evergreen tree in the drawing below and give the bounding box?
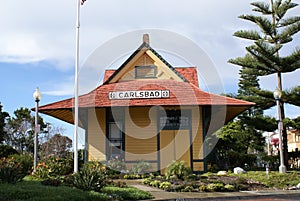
[0,103,9,144]
[5,107,46,153]
[229,0,300,167]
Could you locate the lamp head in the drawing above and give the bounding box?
[33,87,42,102]
[273,88,282,100]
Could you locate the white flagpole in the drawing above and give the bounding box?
[74,0,80,173]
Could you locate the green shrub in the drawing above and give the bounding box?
[107,157,125,173]
[35,162,50,179]
[102,186,153,200]
[0,157,27,184]
[131,160,152,174]
[224,184,235,191]
[165,160,192,180]
[46,157,73,176]
[207,183,225,192]
[199,184,207,191]
[149,180,160,188]
[159,181,171,190]
[71,161,107,192]
[0,145,18,158]
[9,154,33,174]
[123,174,141,179]
[142,178,151,185]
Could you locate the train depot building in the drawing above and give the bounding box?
[38,35,254,173]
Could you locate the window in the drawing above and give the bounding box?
[159,110,190,130]
[107,108,124,160]
[108,122,123,159]
[135,65,157,78]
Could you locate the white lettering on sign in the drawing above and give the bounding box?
[109,90,170,100]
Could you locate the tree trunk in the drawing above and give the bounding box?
[277,71,288,169]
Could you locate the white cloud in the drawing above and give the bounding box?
[1,0,299,93]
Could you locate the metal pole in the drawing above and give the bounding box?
[33,100,39,173]
[74,0,80,173]
[276,98,286,173]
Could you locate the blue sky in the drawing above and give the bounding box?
[1,0,299,144]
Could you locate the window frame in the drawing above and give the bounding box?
[135,65,157,79]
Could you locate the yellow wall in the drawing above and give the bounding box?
[87,108,106,161]
[125,107,158,165]
[86,106,205,172]
[117,52,183,82]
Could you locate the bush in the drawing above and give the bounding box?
[0,145,18,158]
[35,162,50,179]
[0,157,27,184]
[159,181,171,190]
[46,157,73,176]
[207,183,225,192]
[165,160,192,180]
[107,157,125,173]
[9,154,33,174]
[131,160,152,174]
[70,161,107,192]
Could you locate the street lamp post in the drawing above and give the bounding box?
[273,88,286,173]
[33,87,42,173]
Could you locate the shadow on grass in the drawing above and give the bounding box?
[0,178,109,201]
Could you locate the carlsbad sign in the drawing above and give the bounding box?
[109,90,170,100]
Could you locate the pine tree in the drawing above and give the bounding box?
[0,103,9,144]
[229,0,300,167]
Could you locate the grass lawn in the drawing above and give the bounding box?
[0,176,153,201]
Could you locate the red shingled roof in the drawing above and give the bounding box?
[38,79,254,126]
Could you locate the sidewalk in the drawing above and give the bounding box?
[125,180,300,201]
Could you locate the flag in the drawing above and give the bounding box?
[81,0,87,5]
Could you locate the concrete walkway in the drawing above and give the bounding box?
[125,180,300,201]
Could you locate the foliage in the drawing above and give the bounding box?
[0,177,110,201]
[165,160,192,180]
[285,116,300,130]
[0,157,27,184]
[233,171,300,189]
[0,144,18,158]
[69,161,107,192]
[0,103,9,143]
[46,156,73,176]
[107,157,125,173]
[101,186,153,201]
[229,0,300,167]
[5,107,46,154]
[206,183,225,192]
[131,160,152,174]
[35,162,50,179]
[9,154,33,174]
[39,134,72,159]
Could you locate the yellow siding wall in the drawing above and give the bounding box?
[119,52,183,82]
[191,106,203,160]
[125,107,158,163]
[160,130,191,173]
[88,108,106,161]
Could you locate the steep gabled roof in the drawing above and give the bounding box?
[104,42,188,84]
[103,67,199,86]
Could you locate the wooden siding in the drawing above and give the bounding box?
[160,130,190,173]
[191,106,203,160]
[118,52,184,82]
[88,108,106,161]
[125,107,158,161]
